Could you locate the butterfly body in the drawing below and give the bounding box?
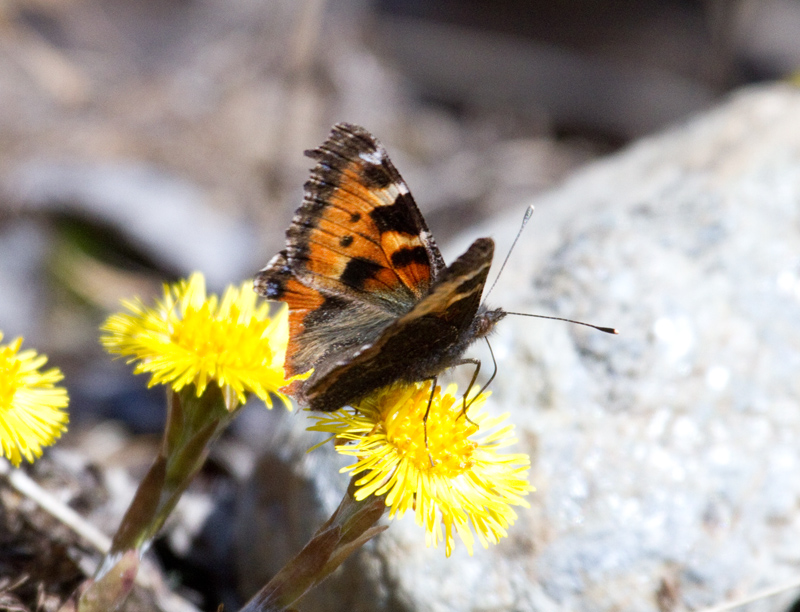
[255,123,505,412]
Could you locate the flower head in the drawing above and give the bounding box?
[101,273,302,410]
[0,333,69,467]
[309,381,532,556]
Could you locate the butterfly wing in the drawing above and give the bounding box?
[303,238,496,412]
[255,123,445,377]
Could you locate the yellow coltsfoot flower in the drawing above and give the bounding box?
[0,333,69,467]
[101,272,302,410]
[309,381,532,556]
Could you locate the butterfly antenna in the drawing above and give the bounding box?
[504,311,618,334]
[483,205,535,302]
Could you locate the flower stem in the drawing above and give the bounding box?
[239,477,387,612]
[75,385,235,612]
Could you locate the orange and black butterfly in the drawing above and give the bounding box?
[254,123,506,412]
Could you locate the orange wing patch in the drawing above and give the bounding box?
[301,126,438,296]
[296,159,435,301]
[379,229,431,295]
[253,250,323,376]
[316,170,432,290]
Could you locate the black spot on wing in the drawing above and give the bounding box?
[350,212,361,223]
[390,245,429,268]
[361,163,392,189]
[263,278,286,299]
[341,257,383,289]
[255,251,292,300]
[339,235,354,248]
[369,194,419,235]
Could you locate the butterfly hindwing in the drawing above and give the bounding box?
[255,249,393,377]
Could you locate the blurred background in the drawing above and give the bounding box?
[1,0,799,608]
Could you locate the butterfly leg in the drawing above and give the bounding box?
[457,338,500,426]
[456,358,481,428]
[423,376,438,466]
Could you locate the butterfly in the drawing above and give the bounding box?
[254,123,506,412]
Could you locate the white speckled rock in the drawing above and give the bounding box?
[238,85,800,612]
[442,84,800,612]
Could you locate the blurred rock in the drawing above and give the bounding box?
[234,85,800,611]
[230,406,389,611]
[6,161,259,289]
[374,15,716,141]
[736,0,800,78]
[0,220,50,341]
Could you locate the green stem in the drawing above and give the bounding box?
[76,385,234,612]
[239,478,387,612]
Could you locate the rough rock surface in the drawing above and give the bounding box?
[237,85,800,612]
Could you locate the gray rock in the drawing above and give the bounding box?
[238,85,800,612]
[453,84,800,612]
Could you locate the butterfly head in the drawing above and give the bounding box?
[473,307,506,339]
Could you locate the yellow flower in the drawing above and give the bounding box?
[0,333,69,467]
[101,272,301,410]
[309,381,532,556]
